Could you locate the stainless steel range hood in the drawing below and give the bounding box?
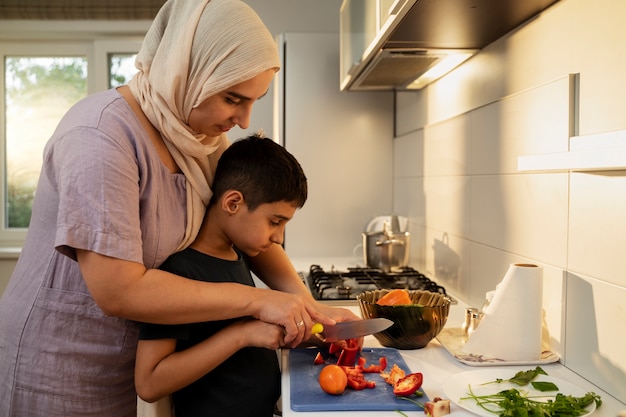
[342,0,560,91]
[351,47,476,90]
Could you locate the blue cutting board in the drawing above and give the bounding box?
[289,347,428,412]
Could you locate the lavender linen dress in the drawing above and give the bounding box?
[0,88,187,416]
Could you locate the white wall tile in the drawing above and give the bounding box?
[407,223,427,272]
[569,172,626,287]
[469,75,571,175]
[395,91,425,136]
[424,176,471,237]
[469,174,568,266]
[423,115,469,176]
[393,177,425,227]
[425,230,469,302]
[565,273,626,402]
[393,130,423,178]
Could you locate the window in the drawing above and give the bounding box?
[5,56,88,229]
[0,29,144,247]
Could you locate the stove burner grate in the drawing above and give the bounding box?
[306,264,449,301]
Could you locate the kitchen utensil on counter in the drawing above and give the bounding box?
[363,216,410,272]
[358,289,451,349]
[313,318,393,342]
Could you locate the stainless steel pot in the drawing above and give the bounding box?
[362,228,410,272]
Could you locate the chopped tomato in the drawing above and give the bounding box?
[393,372,423,396]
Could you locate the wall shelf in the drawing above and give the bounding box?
[517,129,626,172]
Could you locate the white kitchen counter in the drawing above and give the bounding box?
[279,289,624,417]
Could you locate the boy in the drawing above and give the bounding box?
[135,135,308,417]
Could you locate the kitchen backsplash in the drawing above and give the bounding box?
[392,0,625,405]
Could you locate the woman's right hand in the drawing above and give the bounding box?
[250,289,336,348]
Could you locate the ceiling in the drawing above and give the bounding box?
[0,0,167,20]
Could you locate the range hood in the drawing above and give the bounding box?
[342,0,560,91]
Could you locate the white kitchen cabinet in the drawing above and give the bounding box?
[273,33,394,259]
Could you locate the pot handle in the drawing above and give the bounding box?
[375,238,405,247]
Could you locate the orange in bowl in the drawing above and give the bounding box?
[376,289,412,306]
[359,289,451,349]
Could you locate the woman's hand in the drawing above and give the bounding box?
[311,302,365,347]
[250,289,337,348]
[315,302,362,323]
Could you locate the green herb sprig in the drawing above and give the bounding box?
[462,385,602,417]
[465,367,602,417]
[482,366,548,386]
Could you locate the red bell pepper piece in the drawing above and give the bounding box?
[393,372,423,396]
[346,376,376,390]
[313,352,325,365]
[362,356,387,373]
[335,339,360,367]
[328,341,343,355]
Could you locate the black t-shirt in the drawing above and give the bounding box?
[139,248,280,417]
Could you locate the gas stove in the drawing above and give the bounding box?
[303,264,453,304]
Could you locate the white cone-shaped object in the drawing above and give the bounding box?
[461,263,543,361]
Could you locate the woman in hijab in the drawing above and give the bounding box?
[0,1,357,415]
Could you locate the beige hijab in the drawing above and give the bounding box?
[129,0,280,251]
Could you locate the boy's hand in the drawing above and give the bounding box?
[237,320,285,350]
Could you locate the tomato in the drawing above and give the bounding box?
[376,289,412,306]
[393,372,423,396]
[318,364,348,395]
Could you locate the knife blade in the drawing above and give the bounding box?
[314,318,393,342]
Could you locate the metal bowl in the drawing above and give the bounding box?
[358,289,451,349]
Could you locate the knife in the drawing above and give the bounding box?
[312,318,393,342]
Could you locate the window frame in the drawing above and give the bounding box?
[0,22,146,248]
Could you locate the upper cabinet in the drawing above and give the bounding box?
[340,0,560,91]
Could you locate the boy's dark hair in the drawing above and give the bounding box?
[209,134,307,211]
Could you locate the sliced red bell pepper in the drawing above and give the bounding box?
[328,341,344,355]
[362,356,387,373]
[393,372,423,396]
[346,376,376,390]
[357,356,367,368]
[335,338,359,367]
[313,352,325,365]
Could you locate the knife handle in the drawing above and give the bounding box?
[311,323,324,335]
